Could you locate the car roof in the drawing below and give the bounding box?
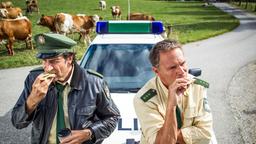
[91,34,164,44]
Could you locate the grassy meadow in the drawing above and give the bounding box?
[0,0,239,69]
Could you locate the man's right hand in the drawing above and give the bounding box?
[26,73,55,114]
[168,77,190,106]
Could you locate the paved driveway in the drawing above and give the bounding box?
[183,3,256,143]
[0,3,255,143]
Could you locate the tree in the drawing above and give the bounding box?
[245,0,248,9]
[255,1,256,11]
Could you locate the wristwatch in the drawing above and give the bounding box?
[88,127,95,141]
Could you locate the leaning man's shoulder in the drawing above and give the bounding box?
[30,66,44,73]
[86,69,103,79]
[140,89,157,102]
[193,78,209,88]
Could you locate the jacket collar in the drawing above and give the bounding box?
[70,62,83,90]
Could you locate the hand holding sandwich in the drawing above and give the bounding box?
[168,77,193,106]
[26,72,56,114]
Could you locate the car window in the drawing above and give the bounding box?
[81,44,155,92]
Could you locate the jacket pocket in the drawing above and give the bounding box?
[76,106,96,127]
[76,106,96,115]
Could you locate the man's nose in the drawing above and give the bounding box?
[43,61,53,72]
[177,65,186,75]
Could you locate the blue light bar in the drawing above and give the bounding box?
[96,21,164,34]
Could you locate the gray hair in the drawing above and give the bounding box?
[149,39,182,67]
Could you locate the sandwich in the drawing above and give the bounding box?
[42,72,56,80]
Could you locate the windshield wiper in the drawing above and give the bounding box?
[110,88,141,93]
[128,88,141,93]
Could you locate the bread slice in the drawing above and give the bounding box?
[42,73,56,80]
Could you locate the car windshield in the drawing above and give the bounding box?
[81,44,155,93]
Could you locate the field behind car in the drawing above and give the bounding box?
[0,0,239,69]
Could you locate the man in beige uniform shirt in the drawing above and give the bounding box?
[133,40,217,144]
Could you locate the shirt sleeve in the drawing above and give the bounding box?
[181,112,213,144]
[181,85,213,144]
[11,74,38,129]
[88,80,120,143]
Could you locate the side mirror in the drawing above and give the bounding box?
[188,68,201,77]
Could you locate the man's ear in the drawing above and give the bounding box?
[152,66,158,75]
[66,55,73,65]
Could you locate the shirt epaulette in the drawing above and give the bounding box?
[140,89,157,102]
[30,66,44,72]
[87,69,103,79]
[193,78,209,88]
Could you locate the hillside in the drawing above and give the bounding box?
[0,0,239,68]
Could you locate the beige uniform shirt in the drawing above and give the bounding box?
[48,67,74,144]
[133,75,215,144]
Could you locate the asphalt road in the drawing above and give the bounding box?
[0,3,255,144]
[183,3,256,143]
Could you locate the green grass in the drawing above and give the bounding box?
[0,0,239,69]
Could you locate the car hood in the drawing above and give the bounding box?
[103,92,141,144]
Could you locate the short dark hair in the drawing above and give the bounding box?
[62,52,76,64]
[149,39,182,67]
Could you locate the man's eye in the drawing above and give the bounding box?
[170,66,176,70]
[180,61,186,66]
[50,60,60,64]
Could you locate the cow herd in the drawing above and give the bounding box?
[0,1,33,55]
[37,13,101,46]
[0,0,169,56]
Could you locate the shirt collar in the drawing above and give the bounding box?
[57,65,74,86]
[156,76,169,100]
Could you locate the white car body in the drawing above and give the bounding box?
[80,21,164,144]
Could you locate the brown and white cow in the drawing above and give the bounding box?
[0,7,23,19]
[37,14,56,32]
[54,13,100,45]
[99,0,106,10]
[111,6,121,20]
[26,0,39,15]
[0,17,33,55]
[0,1,13,8]
[54,13,73,35]
[78,14,102,43]
[127,13,155,21]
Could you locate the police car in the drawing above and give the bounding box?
[80,21,203,144]
[79,20,164,143]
